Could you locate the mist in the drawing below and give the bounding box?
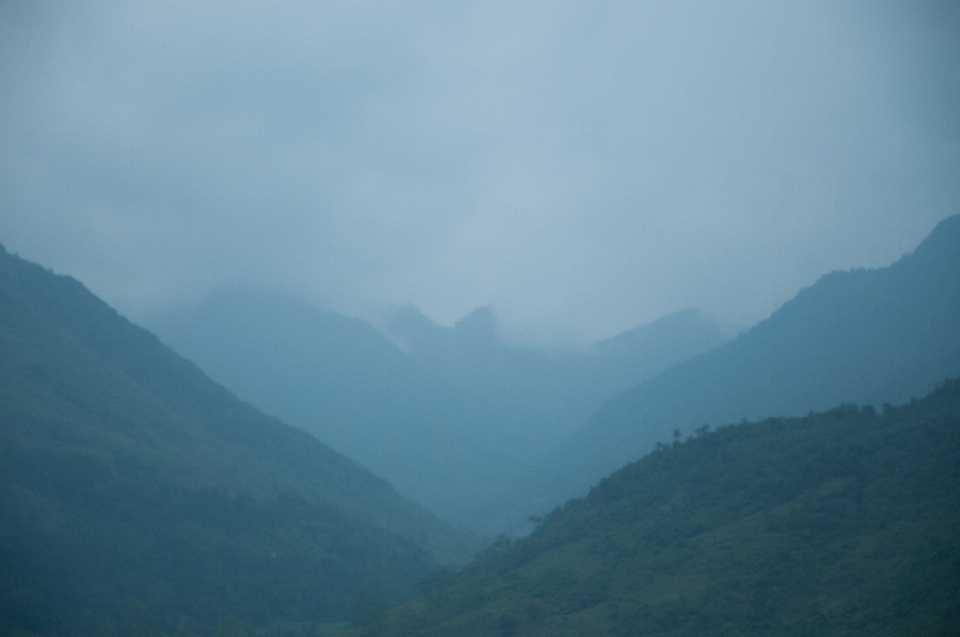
[4,2,960,633]
[2,0,958,344]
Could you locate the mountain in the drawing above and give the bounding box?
[517,214,960,519]
[387,304,732,447]
[145,293,729,531]
[0,246,476,636]
[144,290,534,527]
[348,378,960,636]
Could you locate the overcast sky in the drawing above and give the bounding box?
[2,0,958,344]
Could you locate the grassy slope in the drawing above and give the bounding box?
[352,378,960,636]
[0,246,476,635]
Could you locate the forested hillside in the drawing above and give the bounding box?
[0,247,476,636]
[349,378,960,636]
[514,214,960,521]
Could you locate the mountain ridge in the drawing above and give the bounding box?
[145,290,730,531]
[0,246,476,634]
[348,377,960,636]
[504,214,960,526]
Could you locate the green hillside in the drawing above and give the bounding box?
[348,378,960,636]
[0,247,477,636]
[517,214,960,521]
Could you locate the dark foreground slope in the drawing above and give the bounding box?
[0,247,476,636]
[523,214,960,516]
[350,378,960,637]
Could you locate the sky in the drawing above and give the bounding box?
[2,0,958,345]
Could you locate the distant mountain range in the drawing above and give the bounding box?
[146,290,514,529]
[4,212,959,636]
[0,246,476,636]
[145,291,730,529]
[352,378,960,636]
[387,303,734,449]
[508,214,960,526]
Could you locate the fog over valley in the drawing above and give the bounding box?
[2,2,959,636]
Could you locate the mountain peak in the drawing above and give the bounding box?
[903,214,960,270]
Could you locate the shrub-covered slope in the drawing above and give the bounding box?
[352,378,960,637]
[0,246,476,636]
[522,214,960,517]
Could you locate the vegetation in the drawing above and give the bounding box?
[346,378,960,636]
[0,246,477,636]
[521,213,960,517]
[3,211,958,636]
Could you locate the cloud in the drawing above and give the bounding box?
[1,0,958,343]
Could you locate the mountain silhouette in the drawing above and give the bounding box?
[516,214,960,521]
[148,293,729,531]
[0,247,475,634]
